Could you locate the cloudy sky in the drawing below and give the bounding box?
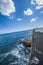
[0,0,43,34]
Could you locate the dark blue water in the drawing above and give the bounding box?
[0,30,32,65]
[0,30,40,65]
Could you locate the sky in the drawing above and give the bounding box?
[0,0,43,34]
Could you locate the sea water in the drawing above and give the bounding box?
[0,30,39,65]
[0,30,32,65]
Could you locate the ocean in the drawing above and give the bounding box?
[0,30,41,65]
[0,30,32,65]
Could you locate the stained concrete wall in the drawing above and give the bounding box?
[33,29,43,53]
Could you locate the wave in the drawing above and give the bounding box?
[0,43,29,65]
[0,52,10,62]
[0,42,39,65]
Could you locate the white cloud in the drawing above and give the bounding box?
[9,15,14,20]
[30,18,36,22]
[9,14,15,20]
[24,8,33,16]
[0,0,16,16]
[17,18,23,21]
[31,0,35,5]
[31,0,43,9]
[36,5,43,9]
[30,17,37,22]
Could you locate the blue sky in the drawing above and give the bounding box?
[0,0,43,34]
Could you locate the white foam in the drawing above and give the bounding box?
[10,49,22,58]
[31,57,39,64]
[10,62,22,65]
[0,52,10,62]
[10,47,29,63]
[24,57,29,62]
[18,44,24,49]
[11,49,19,55]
